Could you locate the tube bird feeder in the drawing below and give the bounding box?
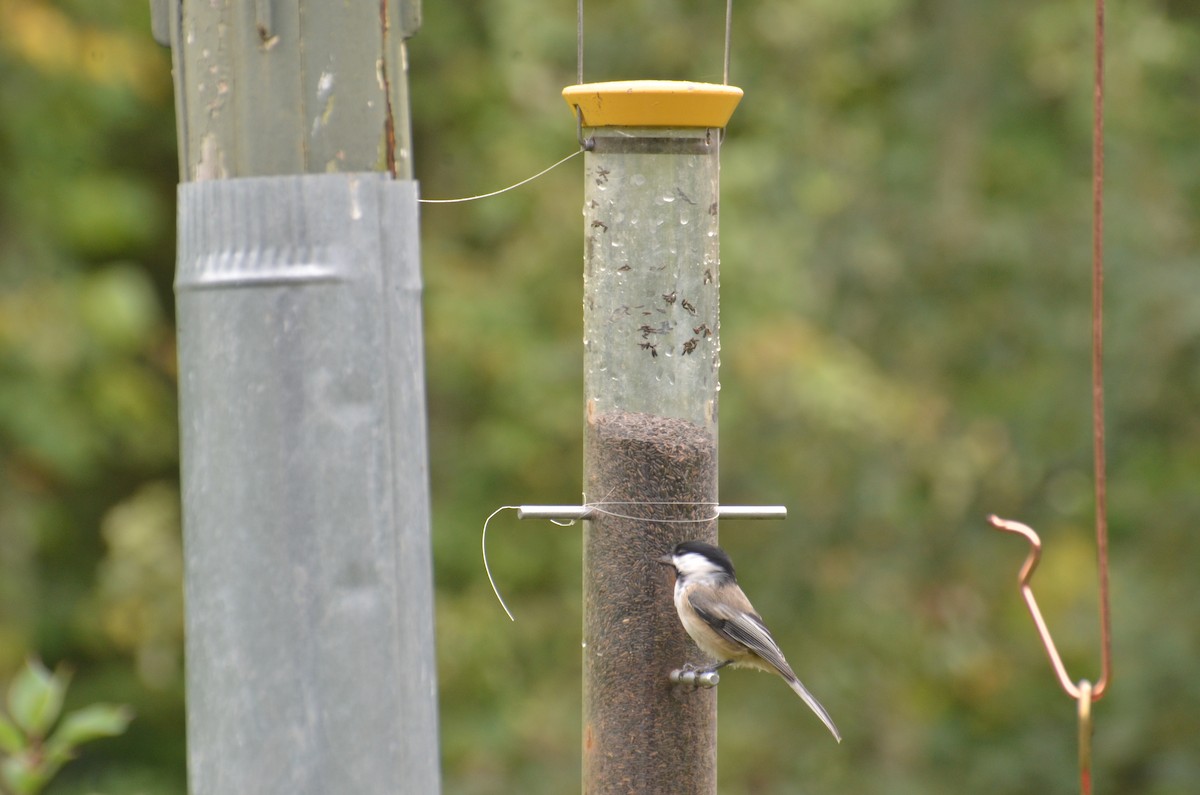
[564,79,742,795]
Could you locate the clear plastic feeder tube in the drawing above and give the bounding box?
[581,124,724,794]
[583,126,721,432]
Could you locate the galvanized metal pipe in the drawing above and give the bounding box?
[164,3,439,793]
[176,174,440,794]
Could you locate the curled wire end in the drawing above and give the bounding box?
[482,506,519,622]
[988,513,1040,547]
[988,514,1043,582]
[988,514,1087,700]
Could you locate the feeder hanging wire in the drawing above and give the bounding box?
[575,0,736,87]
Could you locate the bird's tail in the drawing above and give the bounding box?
[785,675,842,743]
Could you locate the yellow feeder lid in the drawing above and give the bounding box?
[563,80,743,129]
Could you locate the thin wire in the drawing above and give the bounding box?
[589,501,718,507]
[987,0,1112,709]
[585,501,720,524]
[723,0,733,85]
[482,505,581,622]
[1089,0,1113,702]
[418,150,582,204]
[988,516,1088,699]
[482,506,519,621]
[1078,680,1095,795]
[576,0,734,86]
[483,498,723,621]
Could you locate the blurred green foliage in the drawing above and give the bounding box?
[0,658,132,795]
[0,0,1197,793]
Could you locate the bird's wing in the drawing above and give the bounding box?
[687,588,797,680]
[689,588,842,742]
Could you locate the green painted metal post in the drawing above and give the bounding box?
[156,2,440,793]
[157,0,419,180]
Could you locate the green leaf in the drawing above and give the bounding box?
[1,751,50,795]
[0,712,23,754]
[48,703,133,749]
[5,660,66,739]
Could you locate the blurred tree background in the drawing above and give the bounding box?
[0,0,1197,792]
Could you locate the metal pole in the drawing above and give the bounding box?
[157,0,419,180]
[158,2,439,793]
[564,81,742,795]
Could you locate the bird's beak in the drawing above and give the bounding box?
[657,554,674,566]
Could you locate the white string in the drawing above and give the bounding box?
[482,506,519,621]
[584,501,720,523]
[483,499,716,622]
[419,149,582,205]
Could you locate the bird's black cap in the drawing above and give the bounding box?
[671,540,736,578]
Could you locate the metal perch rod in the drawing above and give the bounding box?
[517,505,787,521]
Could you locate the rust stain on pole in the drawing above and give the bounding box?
[379,0,398,177]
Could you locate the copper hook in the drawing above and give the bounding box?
[987,0,1114,708]
[988,515,1110,701]
[986,3,1110,793]
[1078,679,1095,795]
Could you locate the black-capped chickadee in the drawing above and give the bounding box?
[659,540,842,743]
